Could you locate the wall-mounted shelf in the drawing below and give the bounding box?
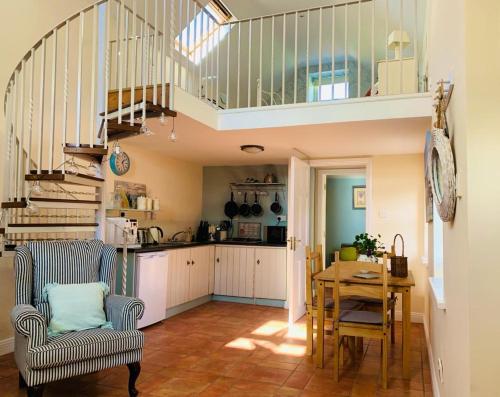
[106,208,158,219]
[230,183,286,192]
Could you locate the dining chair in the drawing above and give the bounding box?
[332,252,392,389]
[305,245,363,356]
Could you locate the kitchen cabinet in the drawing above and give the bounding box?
[166,246,212,309]
[254,247,287,300]
[214,246,255,298]
[214,245,286,301]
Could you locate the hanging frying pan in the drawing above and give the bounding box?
[224,192,239,219]
[251,193,263,217]
[270,192,282,214]
[239,193,251,217]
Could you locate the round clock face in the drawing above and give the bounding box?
[110,152,131,176]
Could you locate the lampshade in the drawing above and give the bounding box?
[387,30,411,60]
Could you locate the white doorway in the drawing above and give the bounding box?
[316,168,367,267]
[287,157,372,325]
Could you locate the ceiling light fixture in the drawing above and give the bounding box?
[168,117,177,143]
[240,145,264,154]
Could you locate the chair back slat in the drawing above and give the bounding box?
[305,244,323,306]
[333,251,389,329]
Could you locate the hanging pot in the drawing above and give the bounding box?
[239,193,251,217]
[224,192,239,219]
[251,193,263,217]
[270,192,282,214]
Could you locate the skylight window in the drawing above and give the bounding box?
[176,1,232,64]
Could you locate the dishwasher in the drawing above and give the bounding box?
[135,251,168,329]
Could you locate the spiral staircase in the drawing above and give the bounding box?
[1,0,185,253]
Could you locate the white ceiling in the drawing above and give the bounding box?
[125,113,430,166]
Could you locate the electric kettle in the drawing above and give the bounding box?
[147,226,164,244]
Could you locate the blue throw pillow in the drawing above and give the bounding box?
[42,282,113,336]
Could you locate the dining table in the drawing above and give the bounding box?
[314,265,415,379]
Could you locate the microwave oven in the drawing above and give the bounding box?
[266,226,287,244]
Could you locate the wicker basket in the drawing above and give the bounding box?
[391,234,408,277]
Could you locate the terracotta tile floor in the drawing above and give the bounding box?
[0,302,433,396]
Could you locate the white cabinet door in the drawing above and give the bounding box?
[189,246,210,300]
[235,247,254,298]
[215,246,255,297]
[166,248,191,308]
[255,247,287,300]
[208,246,215,294]
[214,246,229,295]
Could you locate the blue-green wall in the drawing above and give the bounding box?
[325,176,366,261]
[202,165,288,240]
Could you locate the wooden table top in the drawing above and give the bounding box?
[314,265,415,288]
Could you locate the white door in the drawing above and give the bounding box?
[255,248,287,300]
[287,156,311,323]
[189,246,210,300]
[214,246,227,295]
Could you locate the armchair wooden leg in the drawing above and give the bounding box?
[19,372,27,388]
[27,385,44,397]
[127,362,141,397]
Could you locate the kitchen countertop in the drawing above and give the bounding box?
[117,240,287,253]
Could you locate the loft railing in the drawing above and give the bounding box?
[166,0,426,109]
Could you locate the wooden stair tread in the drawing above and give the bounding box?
[2,198,101,208]
[26,170,104,183]
[107,84,169,114]
[64,144,108,162]
[7,223,98,227]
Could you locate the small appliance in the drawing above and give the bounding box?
[106,217,140,248]
[147,226,164,244]
[266,226,287,244]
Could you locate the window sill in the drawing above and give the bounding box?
[428,277,446,310]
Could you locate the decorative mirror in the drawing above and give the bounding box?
[429,81,456,222]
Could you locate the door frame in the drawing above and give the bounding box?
[310,158,373,269]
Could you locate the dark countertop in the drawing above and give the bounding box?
[118,240,287,253]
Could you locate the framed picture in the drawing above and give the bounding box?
[352,185,366,209]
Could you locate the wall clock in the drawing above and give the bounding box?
[109,151,131,176]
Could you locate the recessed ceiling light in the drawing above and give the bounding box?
[240,145,264,154]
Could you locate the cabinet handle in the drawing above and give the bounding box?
[192,260,195,265]
[257,259,260,265]
[216,258,220,263]
[187,260,190,265]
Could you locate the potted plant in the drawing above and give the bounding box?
[353,233,385,262]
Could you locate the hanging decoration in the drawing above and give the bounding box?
[429,80,456,222]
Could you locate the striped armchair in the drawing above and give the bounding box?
[11,240,145,397]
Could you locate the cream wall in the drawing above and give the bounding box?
[426,1,500,396]
[371,154,427,317]
[105,142,203,240]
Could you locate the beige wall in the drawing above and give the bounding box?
[371,154,427,317]
[105,142,203,238]
[426,1,500,396]
[0,0,100,345]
